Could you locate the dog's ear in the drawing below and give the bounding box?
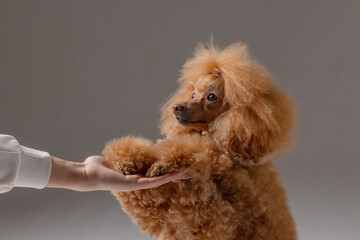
[211,86,297,166]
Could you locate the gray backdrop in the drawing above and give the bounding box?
[1,1,359,240]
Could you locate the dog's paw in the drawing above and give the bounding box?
[146,162,177,177]
[113,162,139,175]
[103,136,157,175]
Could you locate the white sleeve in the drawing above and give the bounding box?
[0,134,52,194]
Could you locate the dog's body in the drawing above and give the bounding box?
[103,42,297,240]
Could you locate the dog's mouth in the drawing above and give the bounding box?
[175,115,206,126]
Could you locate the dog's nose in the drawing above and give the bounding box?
[173,104,184,113]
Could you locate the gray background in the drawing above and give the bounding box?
[0,1,359,239]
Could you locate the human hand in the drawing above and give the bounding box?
[81,156,190,192]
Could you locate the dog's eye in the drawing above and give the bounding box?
[207,93,217,101]
[192,92,195,99]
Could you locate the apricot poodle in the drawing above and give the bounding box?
[103,42,297,240]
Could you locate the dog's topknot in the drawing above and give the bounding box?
[179,42,274,107]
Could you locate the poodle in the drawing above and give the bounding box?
[103,42,298,240]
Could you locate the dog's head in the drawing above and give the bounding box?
[160,42,297,166]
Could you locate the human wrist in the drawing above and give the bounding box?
[47,156,86,191]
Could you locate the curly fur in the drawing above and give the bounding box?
[103,41,297,240]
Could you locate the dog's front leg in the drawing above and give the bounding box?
[145,135,207,178]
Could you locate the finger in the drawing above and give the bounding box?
[136,174,173,188]
[125,174,144,180]
[136,172,189,189]
[179,173,191,180]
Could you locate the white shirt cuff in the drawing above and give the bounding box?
[14,146,52,189]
